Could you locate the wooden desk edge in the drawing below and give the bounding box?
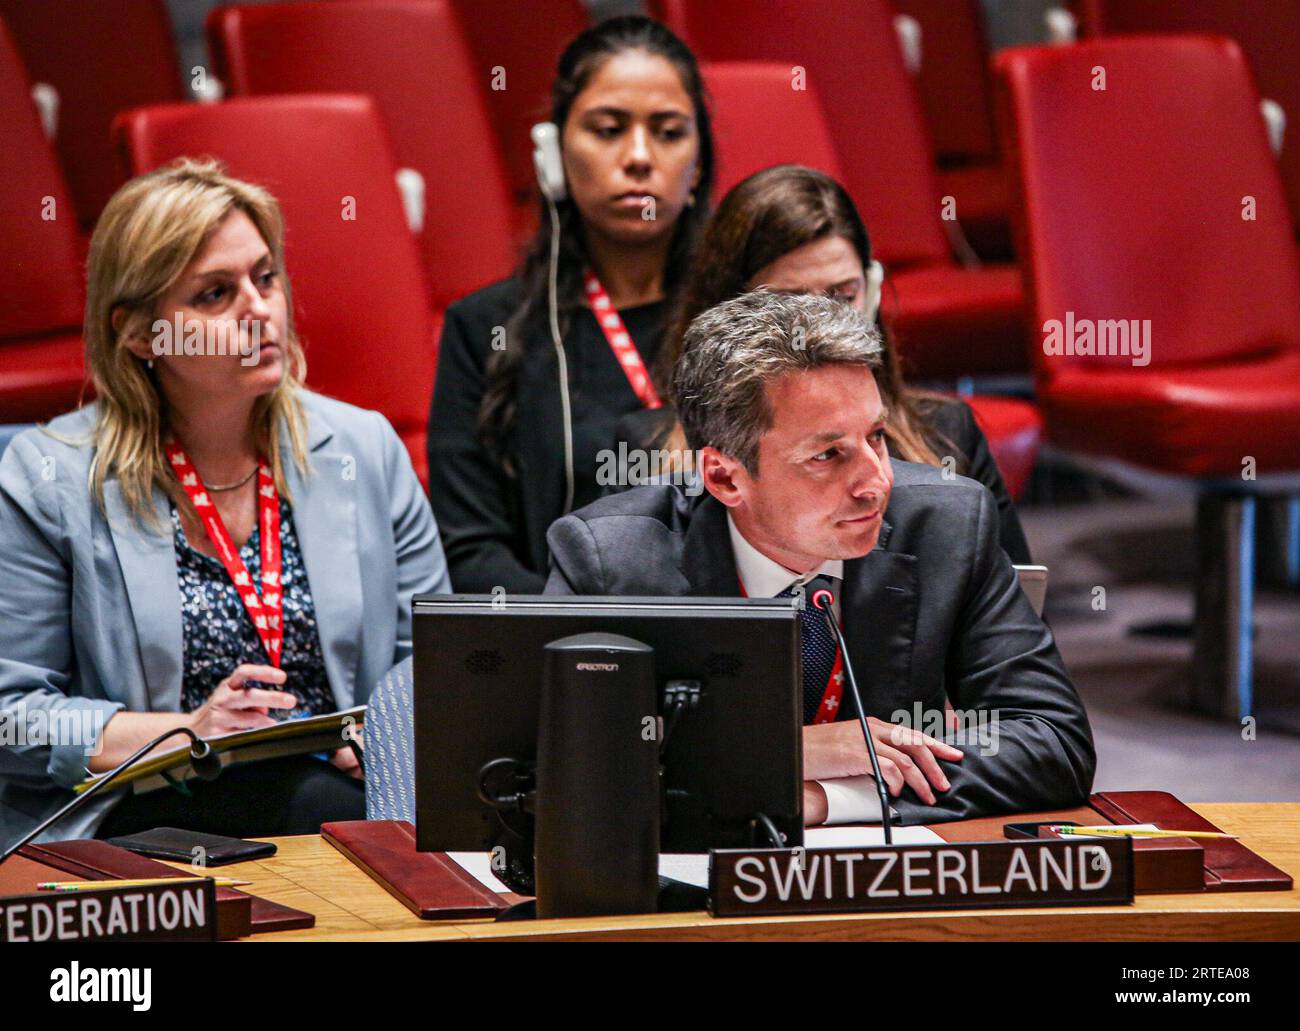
[236,802,1300,942]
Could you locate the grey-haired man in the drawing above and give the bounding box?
[545,291,1094,826]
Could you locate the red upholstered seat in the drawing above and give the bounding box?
[650,0,1028,379]
[1044,353,1300,478]
[207,0,515,312]
[0,16,86,422]
[701,62,842,198]
[935,162,1013,260]
[114,95,439,485]
[964,395,1042,501]
[886,264,1024,380]
[893,0,1013,259]
[0,0,183,233]
[1075,0,1300,240]
[447,0,589,238]
[0,335,89,424]
[996,36,1300,479]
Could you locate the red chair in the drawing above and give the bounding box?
[0,16,86,423]
[996,35,1300,719]
[965,395,1041,502]
[448,0,589,235]
[207,0,516,312]
[703,60,1041,496]
[650,0,1028,381]
[114,95,439,485]
[893,0,1013,260]
[1074,0,1300,244]
[701,62,842,197]
[0,0,184,234]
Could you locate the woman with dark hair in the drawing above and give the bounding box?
[427,15,714,592]
[629,164,1033,564]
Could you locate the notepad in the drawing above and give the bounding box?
[76,706,366,794]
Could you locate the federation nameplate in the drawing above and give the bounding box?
[1,879,218,942]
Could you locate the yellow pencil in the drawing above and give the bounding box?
[1053,826,1237,840]
[37,877,251,891]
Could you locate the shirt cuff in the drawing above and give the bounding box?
[46,698,126,789]
[816,775,888,825]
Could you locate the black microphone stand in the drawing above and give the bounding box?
[810,584,894,845]
[0,726,220,864]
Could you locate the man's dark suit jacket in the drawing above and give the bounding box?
[544,461,1096,824]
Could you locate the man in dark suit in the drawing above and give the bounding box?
[545,291,1094,825]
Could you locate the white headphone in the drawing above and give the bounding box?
[532,122,576,512]
[531,120,883,510]
[864,258,885,324]
[532,122,566,203]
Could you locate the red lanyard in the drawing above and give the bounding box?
[165,438,283,668]
[582,267,663,410]
[738,576,844,725]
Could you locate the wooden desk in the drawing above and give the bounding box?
[196,803,1300,941]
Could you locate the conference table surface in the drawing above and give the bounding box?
[179,803,1300,941]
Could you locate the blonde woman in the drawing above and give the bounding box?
[0,159,449,844]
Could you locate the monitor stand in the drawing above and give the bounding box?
[496,875,710,921]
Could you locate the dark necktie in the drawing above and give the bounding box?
[778,581,840,725]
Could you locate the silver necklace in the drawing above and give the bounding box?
[205,466,259,492]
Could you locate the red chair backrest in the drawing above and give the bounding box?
[650,0,950,269]
[893,0,998,165]
[0,16,83,340]
[995,36,1300,379]
[113,94,438,477]
[0,0,183,232]
[1075,0,1300,237]
[207,0,515,311]
[702,62,842,198]
[448,0,589,210]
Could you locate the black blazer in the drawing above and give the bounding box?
[616,394,1033,564]
[427,278,666,594]
[544,462,1095,824]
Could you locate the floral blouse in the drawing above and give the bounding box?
[172,497,334,716]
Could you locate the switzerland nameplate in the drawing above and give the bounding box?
[709,838,1133,917]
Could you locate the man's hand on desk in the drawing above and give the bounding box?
[802,718,964,806]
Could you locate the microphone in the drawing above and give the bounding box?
[806,575,894,845]
[0,726,221,865]
[188,736,222,782]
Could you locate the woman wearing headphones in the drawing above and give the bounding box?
[627,164,1034,564]
[0,159,450,843]
[426,16,714,593]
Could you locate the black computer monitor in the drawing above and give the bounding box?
[412,595,804,856]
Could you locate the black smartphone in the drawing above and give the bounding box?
[106,828,278,866]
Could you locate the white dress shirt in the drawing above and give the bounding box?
[726,515,886,825]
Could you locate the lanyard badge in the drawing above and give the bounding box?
[166,439,284,668]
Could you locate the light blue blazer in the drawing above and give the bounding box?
[0,391,450,843]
